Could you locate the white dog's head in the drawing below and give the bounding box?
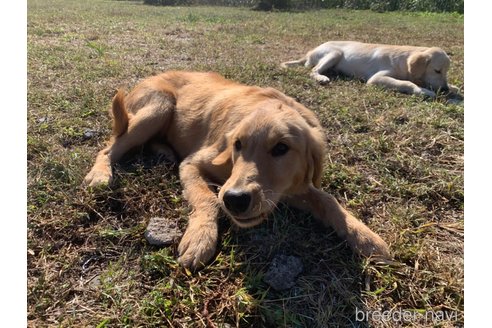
[408,47,451,92]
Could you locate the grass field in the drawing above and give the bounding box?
[27,0,464,326]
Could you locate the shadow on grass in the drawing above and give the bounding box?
[222,205,370,327]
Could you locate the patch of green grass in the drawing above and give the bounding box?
[28,0,463,327]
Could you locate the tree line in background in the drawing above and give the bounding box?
[142,0,463,13]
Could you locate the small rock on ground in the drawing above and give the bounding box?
[83,129,98,140]
[263,254,303,291]
[144,217,182,246]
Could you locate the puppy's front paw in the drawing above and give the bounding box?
[348,228,391,260]
[83,168,113,187]
[177,221,218,270]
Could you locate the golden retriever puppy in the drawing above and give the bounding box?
[84,71,390,270]
[281,41,459,97]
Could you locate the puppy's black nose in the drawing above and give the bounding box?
[223,189,251,215]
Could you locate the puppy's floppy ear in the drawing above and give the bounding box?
[407,51,431,80]
[211,134,233,167]
[212,146,231,166]
[305,127,326,188]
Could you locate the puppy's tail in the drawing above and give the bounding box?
[110,89,129,137]
[280,57,307,68]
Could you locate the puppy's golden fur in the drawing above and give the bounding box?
[84,71,390,270]
[281,41,459,97]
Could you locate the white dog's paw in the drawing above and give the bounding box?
[418,87,436,98]
[83,168,112,187]
[310,73,330,85]
[177,221,218,270]
[447,84,461,94]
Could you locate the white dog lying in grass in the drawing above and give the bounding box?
[281,41,460,98]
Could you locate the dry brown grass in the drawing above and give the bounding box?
[28,1,463,326]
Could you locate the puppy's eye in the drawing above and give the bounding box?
[234,140,242,151]
[434,69,441,74]
[271,142,289,157]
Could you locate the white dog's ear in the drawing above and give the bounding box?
[407,51,431,80]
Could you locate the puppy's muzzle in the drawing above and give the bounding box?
[223,189,251,215]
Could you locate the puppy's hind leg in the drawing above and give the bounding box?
[84,90,175,187]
